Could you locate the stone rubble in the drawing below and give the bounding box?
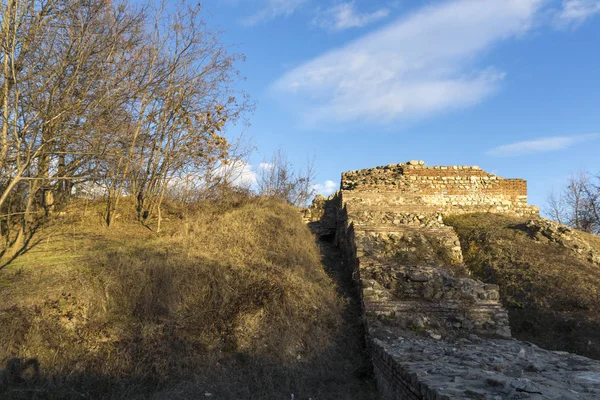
[524,219,600,266]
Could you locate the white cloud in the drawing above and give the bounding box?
[242,0,307,26]
[312,180,338,196]
[555,0,600,27]
[314,2,390,32]
[259,162,275,170]
[272,0,544,125]
[487,134,599,157]
[213,159,257,188]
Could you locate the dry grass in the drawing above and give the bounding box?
[445,213,600,359]
[0,196,377,399]
[582,229,600,250]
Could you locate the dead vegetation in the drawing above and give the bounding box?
[445,213,600,359]
[0,196,376,399]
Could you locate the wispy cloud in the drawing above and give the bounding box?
[272,0,544,125]
[487,134,599,157]
[555,0,600,27]
[313,2,390,32]
[242,0,307,26]
[312,180,338,196]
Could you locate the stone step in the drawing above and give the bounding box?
[343,191,428,198]
[352,225,455,234]
[363,299,510,337]
[342,190,500,198]
[357,256,466,271]
[361,274,500,303]
[347,205,443,213]
[364,299,504,312]
[363,298,511,337]
[347,209,445,227]
[341,191,526,212]
[342,191,508,201]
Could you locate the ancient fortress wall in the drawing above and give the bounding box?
[341,161,539,217]
[309,161,600,400]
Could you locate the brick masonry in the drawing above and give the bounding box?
[341,161,539,217]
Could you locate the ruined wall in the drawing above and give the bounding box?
[312,161,600,399]
[342,161,539,217]
[369,336,600,400]
[334,188,512,341]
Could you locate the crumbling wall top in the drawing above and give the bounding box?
[340,160,538,217]
[342,160,503,189]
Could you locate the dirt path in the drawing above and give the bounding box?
[316,235,379,399]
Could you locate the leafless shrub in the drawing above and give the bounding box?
[257,150,316,207]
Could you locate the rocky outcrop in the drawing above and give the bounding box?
[523,219,600,266]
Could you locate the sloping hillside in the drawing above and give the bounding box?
[446,213,600,359]
[0,197,376,399]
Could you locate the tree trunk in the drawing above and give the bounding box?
[156,201,162,233]
[108,100,149,227]
[0,0,15,171]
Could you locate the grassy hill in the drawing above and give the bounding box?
[446,213,600,359]
[8,197,600,398]
[0,196,376,399]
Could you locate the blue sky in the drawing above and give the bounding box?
[204,0,600,211]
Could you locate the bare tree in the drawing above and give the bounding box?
[197,134,256,199]
[546,171,600,234]
[0,0,251,243]
[0,0,148,250]
[115,1,249,230]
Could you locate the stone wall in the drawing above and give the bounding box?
[369,336,600,400]
[310,161,600,399]
[341,161,539,217]
[332,189,512,341]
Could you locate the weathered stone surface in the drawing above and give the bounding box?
[371,337,600,399]
[304,193,338,237]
